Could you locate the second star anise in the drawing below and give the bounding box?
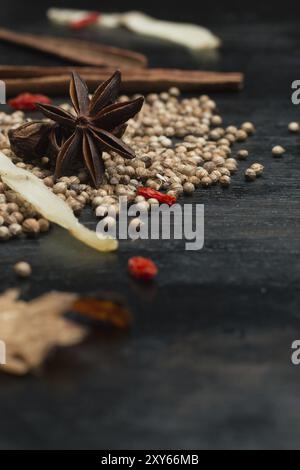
[36,71,144,188]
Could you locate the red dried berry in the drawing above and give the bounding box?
[70,12,100,30]
[128,257,158,281]
[137,187,176,206]
[8,93,52,111]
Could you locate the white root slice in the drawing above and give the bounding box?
[47,8,221,50]
[0,151,118,252]
[120,11,221,51]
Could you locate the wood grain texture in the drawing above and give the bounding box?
[0,7,299,450]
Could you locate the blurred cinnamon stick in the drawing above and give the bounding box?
[0,67,244,96]
[0,28,147,68]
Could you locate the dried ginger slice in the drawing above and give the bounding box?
[0,290,86,375]
[0,151,118,252]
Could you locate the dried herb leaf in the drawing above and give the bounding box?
[0,290,86,375]
[73,298,133,329]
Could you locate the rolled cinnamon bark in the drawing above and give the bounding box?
[1,68,244,96]
[0,28,148,68]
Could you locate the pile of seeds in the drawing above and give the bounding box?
[0,89,259,241]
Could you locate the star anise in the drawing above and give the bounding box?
[36,71,144,188]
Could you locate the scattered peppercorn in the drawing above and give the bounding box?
[251,163,264,176]
[22,218,40,235]
[0,226,10,240]
[14,261,32,278]
[245,168,257,181]
[38,218,50,233]
[237,149,249,160]
[288,122,300,133]
[183,182,195,195]
[0,89,276,246]
[272,145,286,157]
[220,175,231,187]
[236,130,248,142]
[241,122,255,135]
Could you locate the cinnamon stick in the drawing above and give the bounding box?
[1,68,244,96]
[0,28,147,69]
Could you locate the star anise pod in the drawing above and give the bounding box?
[36,71,144,187]
[9,121,69,163]
[8,121,54,160]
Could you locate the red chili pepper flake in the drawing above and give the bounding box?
[70,12,101,30]
[137,187,176,206]
[128,257,158,281]
[8,93,52,111]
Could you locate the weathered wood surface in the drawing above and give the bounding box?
[0,3,299,450]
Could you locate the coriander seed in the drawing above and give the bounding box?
[201,176,212,187]
[22,218,40,234]
[236,130,248,142]
[219,175,231,187]
[14,261,32,278]
[237,149,249,160]
[288,122,300,133]
[148,198,159,206]
[183,182,195,195]
[245,168,256,181]
[251,163,264,176]
[272,145,285,157]
[241,122,255,135]
[9,223,22,237]
[0,226,10,240]
[38,218,50,232]
[53,182,67,194]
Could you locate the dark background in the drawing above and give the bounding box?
[0,0,300,450]
[3,0,300,25]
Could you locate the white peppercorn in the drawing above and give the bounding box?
[183,182,195,195]
[38,218,50,232]
[219,167,231,177]
[0,226,10,240]
[220,175,231,187]
[148,198,159,206]
[236,130,248,142]
[53,182,67,194]
[9,223,22,237]
[241,122,255,135]
[251,163,264,176]
[237,149,249,160]
[272,145,285,157]
[22,218,40,234]
[245,168,256,181]
[201,176,212,187]
[288,122,300,133]
[14,261,32,278]
[135,201,150,212]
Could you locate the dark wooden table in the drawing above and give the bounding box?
[0,1,300,450]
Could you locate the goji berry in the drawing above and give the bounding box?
[8,93,52,111]
[128,257,158,281]
[137,187,176,206]
[70,12,101,30]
